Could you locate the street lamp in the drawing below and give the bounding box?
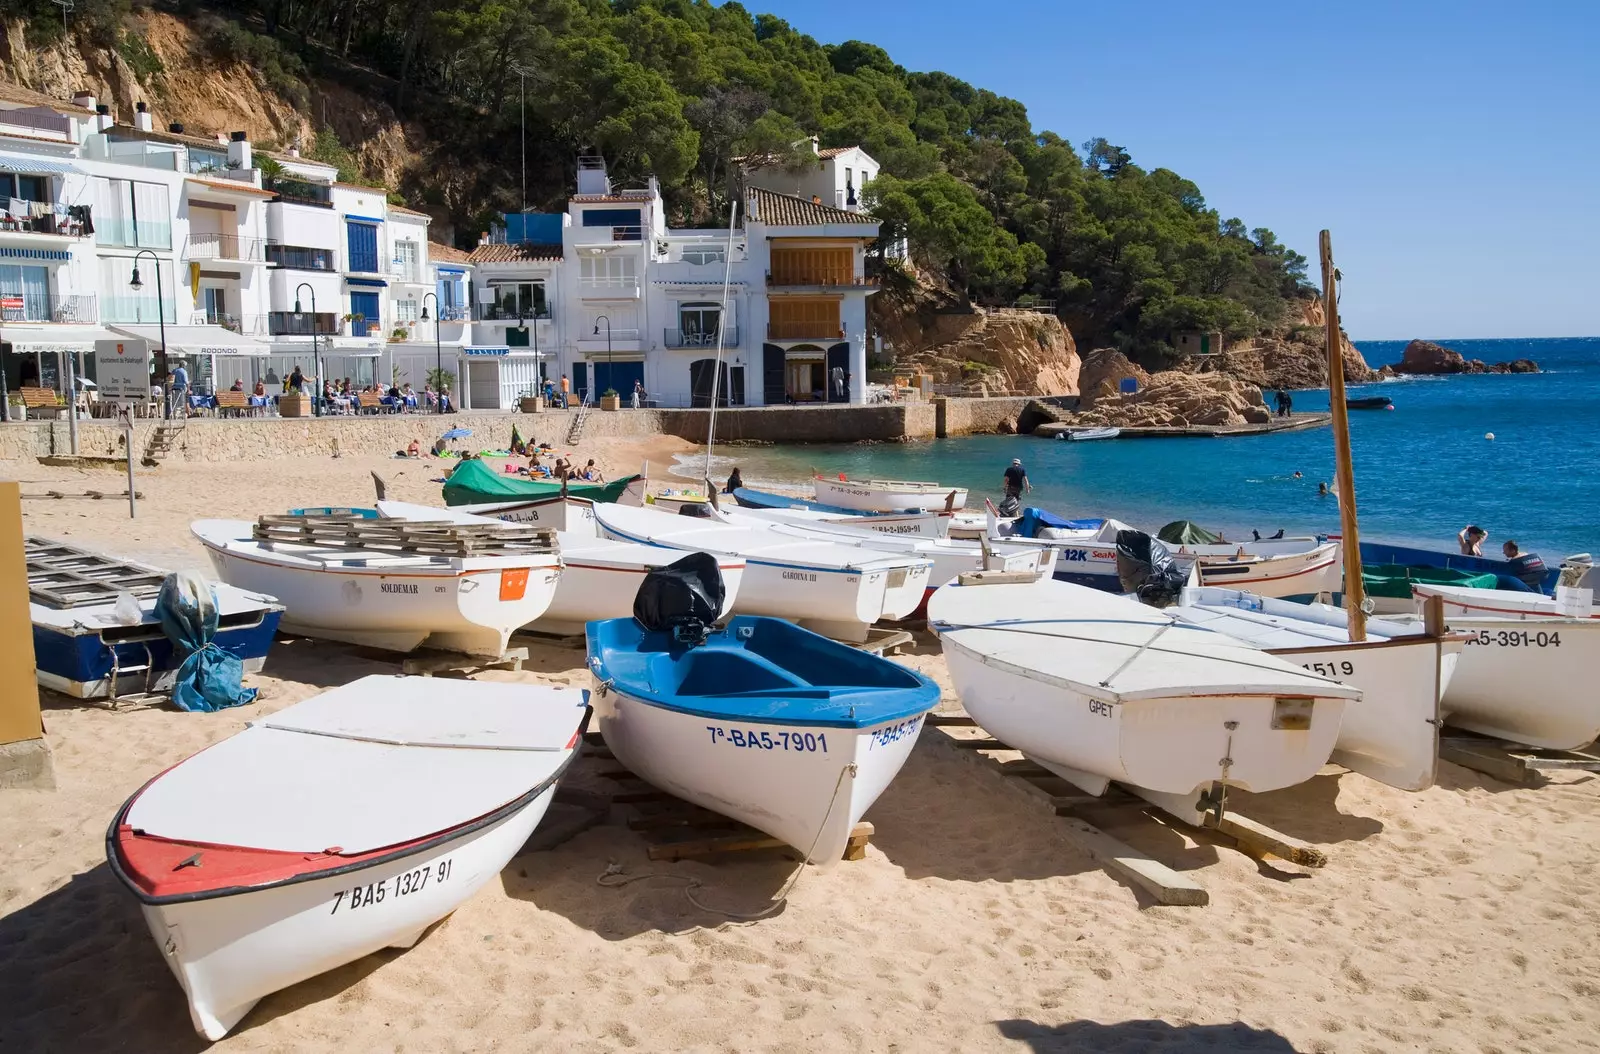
[292,282,323,417]
[593,314,611,400]
[420,291,443,413]
[127,249,169,420]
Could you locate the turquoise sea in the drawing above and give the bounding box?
[680,337,1600,561]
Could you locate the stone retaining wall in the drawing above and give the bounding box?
[935,395,1079,437]
[660,403,937,443]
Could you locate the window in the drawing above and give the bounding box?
[681,247,725,266]
[579,255,636,287]
[677,302,721,346]
[346,221,380,273]
[266,245,335,271]
[0,264,50,322]
[393,240,418,279]
[490,281,547,319]
[396,299,419,322]
[94,177,171,249]
[0,173,50,203]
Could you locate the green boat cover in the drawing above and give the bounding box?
[442,458,640,506]
[1157,520,1223,545]
[1361,563,1499,600]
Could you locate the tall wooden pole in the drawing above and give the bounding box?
[1320,230,1366,642]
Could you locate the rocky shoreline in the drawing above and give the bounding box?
[1380,339,1540,377]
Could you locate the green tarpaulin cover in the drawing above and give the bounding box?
[1157,520,1223,545]
[442,458,640,506]
[1362,564,1498,600]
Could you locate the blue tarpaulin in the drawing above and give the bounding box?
[156,573,259,712]
[1019,507,1105,538]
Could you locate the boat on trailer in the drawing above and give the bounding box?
[1172,586,1463,791]
[587,615,939,862]
[928,576,1360,823]
[26,537,282,701]
[376,500,746,635]
[193,514,561,657]
[813,473,968,513]
[591,502,931,641]
[107,675,589,1041]
[1400,581,1600,749]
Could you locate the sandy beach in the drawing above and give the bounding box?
[4,440,1600,1053]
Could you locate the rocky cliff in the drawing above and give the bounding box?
[870,279,1079,396]
[1387,340,1540,376]
[1200,295,1378,390]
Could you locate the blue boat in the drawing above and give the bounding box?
[28,538,283,702]
[1355,540,1560,594]
[586,614,939,862]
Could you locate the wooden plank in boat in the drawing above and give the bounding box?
[252,515,556,556]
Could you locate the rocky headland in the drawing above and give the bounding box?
[1382,340,1540,377]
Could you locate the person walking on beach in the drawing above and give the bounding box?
[1458,525,1487,556]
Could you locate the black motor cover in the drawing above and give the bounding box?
[632,551,726,644]
[1115,529,1188,607]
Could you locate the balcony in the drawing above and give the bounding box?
[664,326,738,349]
[96,218,172,251]
[432,305,471,323]
[100,296,177,325]
[0,293,97,324]
[267,178,334,209]
[0,202,92,240]
[388,260,424,284]
[476,303,552,322]
[768,321,844,341]
[184,232,268,263]
[267,311,338,337]
[766,270,876,289]
[577,275,640,298]
[580,328,642,343]
[266,244,337,271]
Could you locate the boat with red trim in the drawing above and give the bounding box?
[107,675,589,1041]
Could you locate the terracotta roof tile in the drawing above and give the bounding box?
[110,124,228,149]
[746,186,876,228]
[467,242,564,264]
[187,177,276,197]
[815,145,858,159]
[429,241,472,264]
[0,82,94,115]
[387,204,431,220]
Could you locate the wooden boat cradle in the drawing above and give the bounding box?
[1438,729,1600,786]
[584,732,874,862]
[251,514,558,558]
[25,537,170,609]
[923,714,1329,908]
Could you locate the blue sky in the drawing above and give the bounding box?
[737,0,1599,340]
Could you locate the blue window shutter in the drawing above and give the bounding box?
[350,291,381,326]
[346,222,379,273]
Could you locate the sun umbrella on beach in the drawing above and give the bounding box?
[439,428,472,441]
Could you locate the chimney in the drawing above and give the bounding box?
[72,91,97,112]
[810,135,820,155]
[287,145,300,158]
[575,154,610,196]
[134,101,152,132]
[227,130,252,171]
[94,104,111,133]
[479,231,489,246]
[168,122,184,134]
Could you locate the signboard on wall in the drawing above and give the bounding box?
[93,339,150,400]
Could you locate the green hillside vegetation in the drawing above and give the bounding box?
[5,0,1314,361]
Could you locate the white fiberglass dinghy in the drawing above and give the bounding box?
[591,502,931,640]
[928,577,1360,823]
[376,500,746,634]
[813,473,968,513]
[1173,587,1463,791]
[193,515,561,657]
[108,675,589,1040]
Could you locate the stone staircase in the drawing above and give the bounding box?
[141,420,185,465]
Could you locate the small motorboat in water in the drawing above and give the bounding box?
[108,675,590,1040]
[812,473,968,513]
[26,537,281,701]
[587,615,939,862]
[928,576,1360,823]
[1173,587,1463,791]
[1056,427,1121,441]
[1346,395,1392,410]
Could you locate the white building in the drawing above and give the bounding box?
[737,138,878,214]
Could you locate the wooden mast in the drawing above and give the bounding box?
[1320,230,1367,642]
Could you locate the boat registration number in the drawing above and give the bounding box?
[706,726,829,753]
[1469,629,1562,648]
[869,717,922,748]
[330,857,454,914]
[1301,660,1355,678]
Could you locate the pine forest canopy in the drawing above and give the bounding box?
[11,0,1314,360]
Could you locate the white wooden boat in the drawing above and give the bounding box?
[588,615,938,862]
[1173,587,1463,791]
[813,473,968,513]
[107,675,589,1040]
[1404,582,1600,748]
[1057,427,1121,441]
[192,517,561,657]
[927,577,1360,823]
[376,500,746,635]
[591,502,931,641]
[1413,581,1598,620]
[733,503,952,539]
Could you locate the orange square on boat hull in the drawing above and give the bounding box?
[499,568,530,601]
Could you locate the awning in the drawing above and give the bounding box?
[0,247,71,261]
[346,277,388,288]
[0,152,81,176]
[106,324,269,357]
[464,346,509,357]
[0,325,122,355]
[326,336,385,355]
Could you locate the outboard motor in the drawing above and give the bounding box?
[1115,529,1188,608]
[677,502,715,519]
[632,552,725,645]
[996,494,1022,518]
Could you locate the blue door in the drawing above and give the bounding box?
[572,362,587,400]
[591,361,644,400]
[350,292,380,333]
[346,222,379,273]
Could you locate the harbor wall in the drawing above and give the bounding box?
[934,395,1080,437]
[658,403,938,443]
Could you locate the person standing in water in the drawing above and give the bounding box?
[1003,458,1031,499]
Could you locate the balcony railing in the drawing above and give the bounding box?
[388,260,423,283]
[100,296,177,324]
[476,303,552,322]
[0,293,97,323]
[265,244,337,271]
[267,311,339,337]
[767,321,844,341]
[0,202,91,238]
[185,232,268,262]
[664,326,738,349]
[767,270,875,288]
[577,275,640,295]
[432,305,471,323]
[96,218,172,251]
[192,166,260,184]
[580,328,642,342]
[267,178,334,209]
[0,108,71,137]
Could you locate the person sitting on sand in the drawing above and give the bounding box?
[407,439,421,458]
[553,457,571,481]
[1458,525,1487,556]
[580,459,603,482]
[724,466,745,494]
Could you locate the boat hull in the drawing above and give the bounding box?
[732,560,930,639]
[32,612,280,700]
[814,476,968,513]
[128,788,556,1040]
[536,557,744,636]
[199,542,559,657]
[941,634,1347,819]
[595,686,921,863]
[1438,617,1600,749]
